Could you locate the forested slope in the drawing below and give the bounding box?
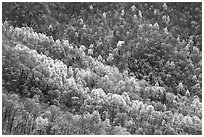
[2,2,202,135]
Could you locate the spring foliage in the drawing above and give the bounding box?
[2,2,202,135]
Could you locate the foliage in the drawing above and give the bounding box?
[2,2,202,135]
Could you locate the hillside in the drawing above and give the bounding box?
[2,2,202,135]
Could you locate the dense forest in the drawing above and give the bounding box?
[2,2,202,135]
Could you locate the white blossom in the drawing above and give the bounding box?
[63,39,69,46]
[162,15,170,24]
[98,55,103,62]
[88,48,93,55]
[138,10,142,18]
[35,116,49,130]
[103,12,106,19]
[79,45,86,51]
[121,10,125,16]
[153,22,159,29]
[89,5,93,10]
[117,41,125,48]
[89,44,94,49]
[164,27,169,34]
[163,3,168,10]
[146,105,154,113]
[131,5,136,11]
[107,53,114,62]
